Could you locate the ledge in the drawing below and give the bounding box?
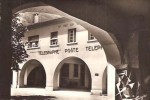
[27,47,40,50]
[87,40,98,43]
[67,42,78,46]
[50,45,59,48]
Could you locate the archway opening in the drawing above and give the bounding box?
[54,57,91,91]
[19,59,46,88]
[27,66,46,88]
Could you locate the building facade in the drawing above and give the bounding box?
[12,15,115,95]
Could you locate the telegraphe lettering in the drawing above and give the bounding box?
[38,50,60,55]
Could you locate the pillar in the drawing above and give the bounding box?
[91,74,103,95]
[16,71,20,88]
[107,63,115,100]
[11,71,17,88]
[45,64,54,91]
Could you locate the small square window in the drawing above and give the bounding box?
[88,33,96,41]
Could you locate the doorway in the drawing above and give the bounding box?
[59,61,91,91]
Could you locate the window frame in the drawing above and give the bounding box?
[61,63,69,78]
[50,31,59,47]
[27,35,40,49]
[67,28,77,45]
[73,64,79,78]
[87,32,97,43]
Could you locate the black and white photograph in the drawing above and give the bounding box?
[0,0,150,100]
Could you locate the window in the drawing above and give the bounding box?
[50,32,58,46]
[88,32,96,41]
[28,35,39,48]
[68,28,76,43]
[74,64,79,77]
[61,63,69,77]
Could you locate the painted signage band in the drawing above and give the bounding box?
[38,45,103,55]
[86,45,102,51]
[65,48,79,53]
[38,50,60,55]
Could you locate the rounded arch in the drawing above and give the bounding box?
[53,56,92,91]
[19,59,46,88]
[13,2,121,68]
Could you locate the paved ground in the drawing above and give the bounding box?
[11,88,108,100]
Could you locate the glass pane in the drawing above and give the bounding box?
[51,32,58,39]
[28,35,39,42]
[74,64,79,77]
[28,41,38,48]
[89,33,95,40]
[68,28,76,43]
[70,39,73,42]
[70,33,73,36]
[61,63,69,77]
[51,39,58,45]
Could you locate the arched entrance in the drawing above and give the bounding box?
[19,59,46,88]
[54,57,91,91]
[27,66,46,87]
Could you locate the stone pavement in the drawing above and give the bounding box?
[11,88,108,100]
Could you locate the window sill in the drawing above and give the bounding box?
[50,45,59,48]
[27,47,40,50]
[51,38,58,40]
[73,77,80,79]
[67,42,78,45]
[87,40,98,43]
